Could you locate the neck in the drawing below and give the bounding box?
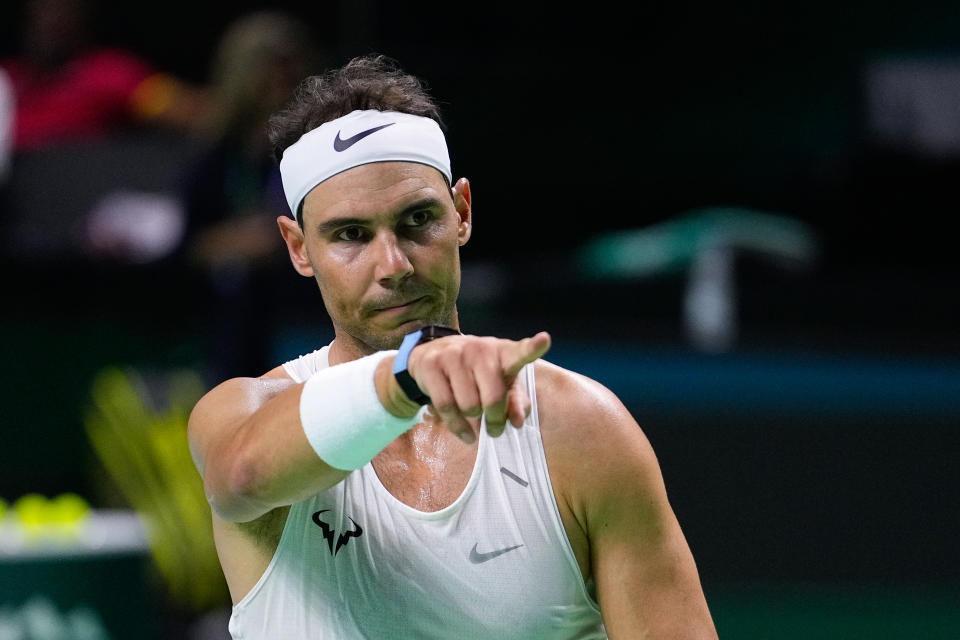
[327,310,461,365]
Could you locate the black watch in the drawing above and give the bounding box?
[392,325,460,405]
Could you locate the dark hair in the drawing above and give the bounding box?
[266,54,445,165]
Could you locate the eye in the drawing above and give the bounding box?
[403,209,432,228]
[336,226,366,242]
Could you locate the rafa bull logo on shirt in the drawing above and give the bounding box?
[312,509,363,556]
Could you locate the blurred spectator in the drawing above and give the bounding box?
[0,0,210,152]
[179,10,325,383]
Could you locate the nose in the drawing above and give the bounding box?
[372,230,414,287]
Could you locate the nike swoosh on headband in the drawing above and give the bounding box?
[333,123,396,152]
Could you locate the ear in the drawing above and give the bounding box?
[452,177,472,246]
[277,215,315,277]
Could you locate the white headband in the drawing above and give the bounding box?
[279,109,452,220]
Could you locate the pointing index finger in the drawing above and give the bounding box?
[503,331,552,379]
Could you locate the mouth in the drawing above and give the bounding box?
[375,296,426,314]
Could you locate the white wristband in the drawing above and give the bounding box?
[299,351,424,471]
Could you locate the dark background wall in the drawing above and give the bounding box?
[4,0,960,272]
[3,0,960,267]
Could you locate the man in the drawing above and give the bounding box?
[188,54,717,639]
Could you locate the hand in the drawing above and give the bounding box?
[407,332,551,442]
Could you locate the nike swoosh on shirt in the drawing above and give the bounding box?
[469,543,524,564]
[333,123,395,151]
[500,466,529,487]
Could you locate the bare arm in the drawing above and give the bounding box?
[541,366,717,638]
[188,332,551,523]
[187,373,350,523]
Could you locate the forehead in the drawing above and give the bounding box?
[301,161,450,225]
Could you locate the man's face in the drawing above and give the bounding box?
[298,162,469,353]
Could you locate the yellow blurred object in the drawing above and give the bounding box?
[0,497,6,522]
[48,493,92,537]
[13,493,48,539]
[9,493,92,542]
[84,367,229,613]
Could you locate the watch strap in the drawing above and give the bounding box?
[392,325,460,405]
[393,330,429,405]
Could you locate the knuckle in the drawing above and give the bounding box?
[418,349,439,371]
[436,341,464,365]
[461,336,486,356]
[463,336,490,356]
[456,345,484,371]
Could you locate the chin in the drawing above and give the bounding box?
[363,326,410,352]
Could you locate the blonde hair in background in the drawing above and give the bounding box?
[207,10,324,141]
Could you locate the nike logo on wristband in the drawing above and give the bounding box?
[469,543,523,564]
[333,123,395,151]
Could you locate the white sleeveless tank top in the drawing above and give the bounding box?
[228,345,607,639]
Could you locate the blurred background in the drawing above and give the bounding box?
[1,0,958,637]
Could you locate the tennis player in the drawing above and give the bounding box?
[188,54,717,639]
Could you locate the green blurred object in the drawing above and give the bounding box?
[83,367,229,613]
[576,206,819,352]
[577,206,818,279]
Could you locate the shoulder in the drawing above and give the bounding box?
[191,365,294,419]
[533,358,646,446]
[187,366,294,465]
[532,358,664,521]
[190,365,293,416]
[531,362,717,636]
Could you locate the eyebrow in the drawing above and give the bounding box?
[314,197,445,236]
